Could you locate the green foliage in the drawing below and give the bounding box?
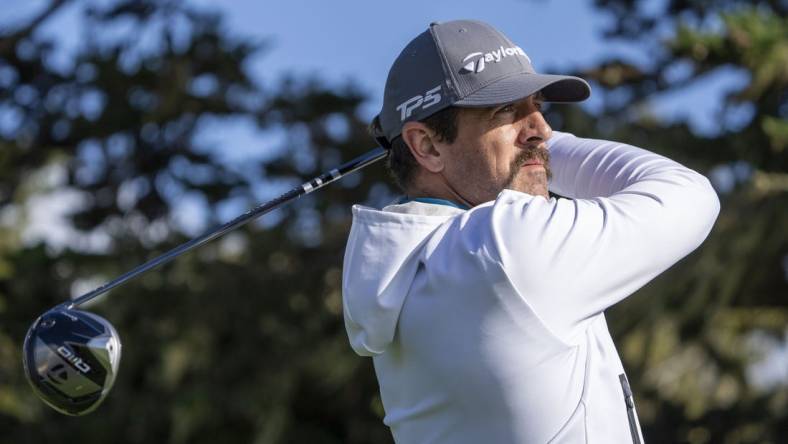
[565,0,788,442]
[0,1,390,442]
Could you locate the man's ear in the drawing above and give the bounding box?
[401,121,444,173]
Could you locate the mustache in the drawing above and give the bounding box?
[504,144,552,189]
[513,145,550,170]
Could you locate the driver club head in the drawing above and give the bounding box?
[22,307,122,416]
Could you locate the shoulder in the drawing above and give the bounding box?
[432,190,585,260]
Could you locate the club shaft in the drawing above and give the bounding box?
[66,147,388,309]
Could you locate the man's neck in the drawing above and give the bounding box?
[408,175,478,208]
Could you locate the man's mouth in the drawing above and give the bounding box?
[509,145,552,182]
[515,145,549,168]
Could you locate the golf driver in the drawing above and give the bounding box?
[23,146,388,415]
[23,308,121,415]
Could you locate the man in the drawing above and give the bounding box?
[342,20,719,443]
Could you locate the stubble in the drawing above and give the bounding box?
[503,145,552,196]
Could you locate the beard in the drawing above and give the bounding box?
[503,145,552,192]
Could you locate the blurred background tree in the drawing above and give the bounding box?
[0,0,784,443]
[0,1,390,442]
[546,0,787,442]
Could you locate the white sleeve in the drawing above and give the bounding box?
[486,131,720,341]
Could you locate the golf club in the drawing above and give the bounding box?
[23,146,388,415]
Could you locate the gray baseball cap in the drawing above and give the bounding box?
[375,20,591,144]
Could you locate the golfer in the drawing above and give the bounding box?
[342,20,719,443]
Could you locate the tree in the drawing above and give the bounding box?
[542,0,787,441]
[0,1,391,442]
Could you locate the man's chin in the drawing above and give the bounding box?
[527,184,549,198]
[504,164,551,197]
[509,180,549,198]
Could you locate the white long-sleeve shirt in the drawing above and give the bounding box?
[342,132,720,443]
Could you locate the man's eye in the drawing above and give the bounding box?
[534,101,545,111]
[495,104,516,115]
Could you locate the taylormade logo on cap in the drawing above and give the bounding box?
[460,46,530,74]
[376,20,590,143]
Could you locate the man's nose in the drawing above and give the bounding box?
[517,110,552,146]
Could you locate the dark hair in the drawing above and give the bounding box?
[370,106,459,192]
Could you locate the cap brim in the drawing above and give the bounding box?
[454,73,591,107]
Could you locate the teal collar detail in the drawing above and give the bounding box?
[398,196,470,210]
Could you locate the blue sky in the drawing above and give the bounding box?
[5,0,748,135]
[190,0,748,135]
[198,0,643,119]
[3,0,750,235]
